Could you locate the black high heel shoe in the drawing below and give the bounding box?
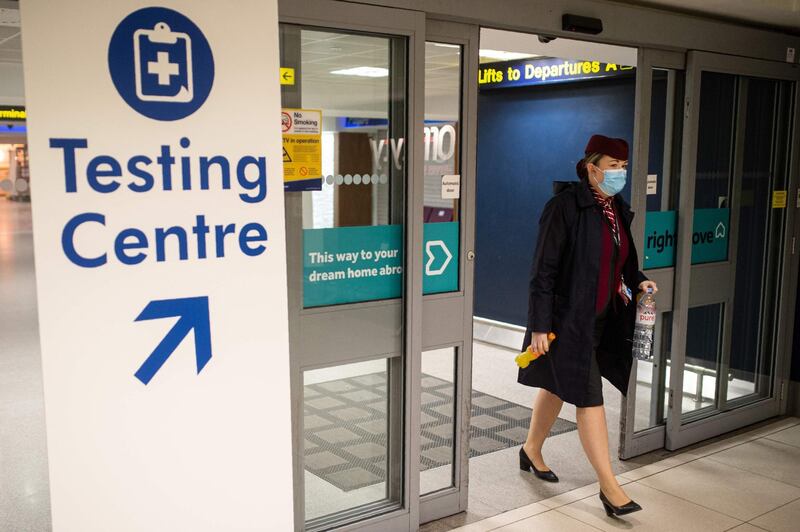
[599,489,642,517]
[519,447,559,482]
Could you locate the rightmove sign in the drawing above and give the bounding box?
[20,1,294,530]
[644,208,730,268]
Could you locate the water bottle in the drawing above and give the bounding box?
[633,288,656,361]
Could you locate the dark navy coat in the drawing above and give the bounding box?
[518,178,648,407]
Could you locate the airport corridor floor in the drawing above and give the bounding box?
[0,199,50,531]
[427,416,800,532]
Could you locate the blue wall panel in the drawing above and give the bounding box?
[475,77,636,326]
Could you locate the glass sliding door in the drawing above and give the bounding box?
[278,1,425,530]
[665,51,799,451]
[419,20,479,525]
[620,48,685,459]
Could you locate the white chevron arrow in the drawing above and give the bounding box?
[425,240,452,276]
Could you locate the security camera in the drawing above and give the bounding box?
[538,35,556,44]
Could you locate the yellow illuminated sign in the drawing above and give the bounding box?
[478,60,634,88]
[280,67,295,85]
[0,106,26,121]
[772,190,787,209]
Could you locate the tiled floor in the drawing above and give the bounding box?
[431,417,800,532]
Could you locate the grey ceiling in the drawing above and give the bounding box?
[626,0,800,34]
[0,1,796,68]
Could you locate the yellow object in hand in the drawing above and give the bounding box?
[516,333,557,368]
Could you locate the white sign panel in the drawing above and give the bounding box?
[281,108,321,135]
[441,174,460,199]
[646,174,658,195]
[19,1,294,530]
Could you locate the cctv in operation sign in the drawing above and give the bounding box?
[19,1,294,530]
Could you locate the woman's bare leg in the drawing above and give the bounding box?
[576,404,631,505]
[522,388,563,471]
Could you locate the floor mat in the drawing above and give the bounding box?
[303,372,577,492]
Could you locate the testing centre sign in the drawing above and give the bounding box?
[20,1,294,530]
[478,57,635,89]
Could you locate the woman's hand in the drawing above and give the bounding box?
[639,280,658,294]
[531,332,551,354]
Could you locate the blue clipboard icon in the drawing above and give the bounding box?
[133,22,193,103]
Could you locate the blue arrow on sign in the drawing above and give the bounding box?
[134,296,212,385]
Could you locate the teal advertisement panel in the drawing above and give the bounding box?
[303,222,459,308]
[423,221,459,295]
[643,211,676,269]
[691,208,730,264]
[643,208,730,269]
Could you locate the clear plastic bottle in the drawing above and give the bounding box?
[633,288,656,361]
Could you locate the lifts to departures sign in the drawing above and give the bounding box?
[478,57,635,89]
[19,1,294,530]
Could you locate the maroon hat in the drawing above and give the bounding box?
[585,134,629,160]
[576,135,629,179]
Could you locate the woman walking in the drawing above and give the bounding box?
[517,134,658,517]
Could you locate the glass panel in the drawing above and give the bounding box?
[660,311,673,424]
[280,25,407,528]
[727,78,794,403]
[676,70,794,427]
[280,26,408,309]
[303,359,396,523]
[645,69,683,215]
[681,304,723,416]
[420,347,456,495]
[675,71,735,423]
[692,72,735,264]
[423,42,461,295]
[634,68,683,433]
[633,305,673,432]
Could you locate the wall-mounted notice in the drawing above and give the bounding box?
[282,107,322,191]
[646,174,657,195]
[442,174,460,199]
[772,190,787,209]
[303,222,459,307]
[20,1,294,530]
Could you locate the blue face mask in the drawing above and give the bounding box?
[594,167,627,196]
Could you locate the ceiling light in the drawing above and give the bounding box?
[330,66,389,77]
[479,49,538,61]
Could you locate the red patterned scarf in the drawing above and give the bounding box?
[590,185,619,246]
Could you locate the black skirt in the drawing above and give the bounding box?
[582,305,610,407]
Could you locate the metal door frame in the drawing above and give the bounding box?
[666,51,800,451]
[619,47,686,459]
[279,1,426,530]
[418,19,479,525]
